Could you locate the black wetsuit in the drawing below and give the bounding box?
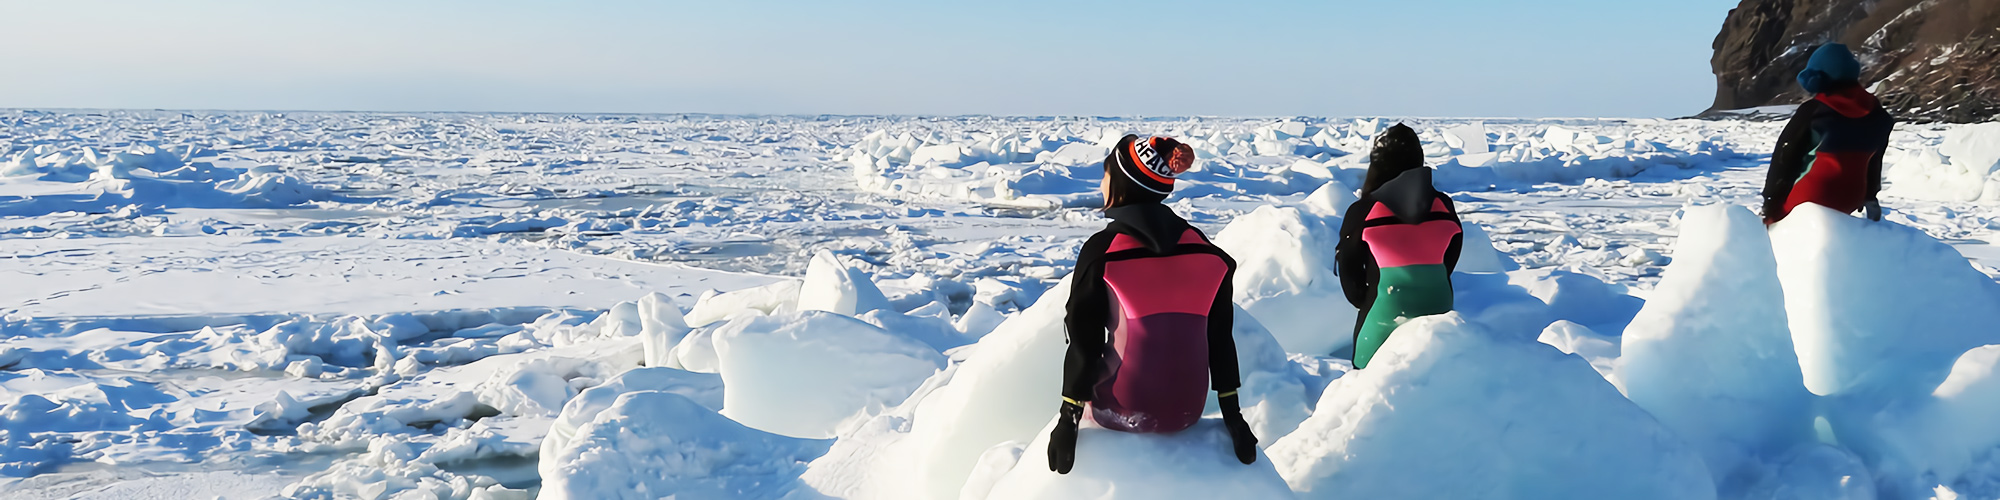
[1062,202,1242,432]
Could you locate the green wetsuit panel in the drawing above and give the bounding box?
[1354,264,1454,369]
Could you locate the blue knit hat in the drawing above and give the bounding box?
[1797,44,1861,94]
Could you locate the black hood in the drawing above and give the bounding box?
[1104,203,1193,253]
[1369,167,1440,225]
[1364,124,1426,194]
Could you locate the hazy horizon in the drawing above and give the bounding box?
[0,0,1743,118]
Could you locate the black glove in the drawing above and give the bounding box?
[1219,393,1258,465]
[1047,400,1084,474]
[1864,199,1883,221]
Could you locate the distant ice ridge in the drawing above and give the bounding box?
[837,118,1756,207]
[0,143,327,216]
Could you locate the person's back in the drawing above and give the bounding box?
[1336,124,1464,369]
[1047,134,1257,475]
[1764,44,1897,224]
[1086,205,1230,432]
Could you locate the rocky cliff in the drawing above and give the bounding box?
[1708,0,1999,123]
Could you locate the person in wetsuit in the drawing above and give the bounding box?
[1763,43,1896,225]
[1335,124,1464,369]
[1047,134,1257,474]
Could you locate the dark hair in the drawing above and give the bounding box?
[1363,123,1427,193]
[1103,152,1167,210]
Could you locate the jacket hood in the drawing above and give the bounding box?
[1816,85,1880,119]
[1104,203,1194,253]
[1365,124,1426,193]
[1369,167,1441,225]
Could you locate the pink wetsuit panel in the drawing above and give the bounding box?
[1104,230,1210,253]
[1102,254,1227,315]
[1360,201,1461,268]
[1365,199,1450,219]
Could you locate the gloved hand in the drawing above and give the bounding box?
[1864,199,1883,221]
[1219,393,1258,465]
[1047,400,1084,474]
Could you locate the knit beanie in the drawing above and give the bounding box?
[1798,44,1862,94]
[1111,134,1195,195]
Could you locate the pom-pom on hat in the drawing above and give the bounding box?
[1111,134,1195,195]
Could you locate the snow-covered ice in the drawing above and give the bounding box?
[1266,314,1716,500]
[1620,205,1815,490]
[976,419,1293,500]
[713,311,944,439]
[5,110,2000,499]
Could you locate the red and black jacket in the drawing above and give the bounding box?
[1763,85,1896,224]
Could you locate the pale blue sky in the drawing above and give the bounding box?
[0,0,1741,117]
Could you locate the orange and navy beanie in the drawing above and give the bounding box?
[1111,134,1195,194]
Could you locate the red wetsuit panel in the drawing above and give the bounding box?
[1360,200,1462,268]
[1783,150,1874,217]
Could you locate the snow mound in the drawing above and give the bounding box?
[1224,311,1316,445]
[302,342,637,446]
[974,419,1294,500]
[1505,268,1645,333]
[1266,314,1714,500]
[0,144,327,216]
[799,250,892,317]
[1455,222,1517,273]
[635,293,694,369]
[1745,444,1877,500]
[685,280,803,328]
[714,311,945,439]
[1620,204,1815,488]
[1298,179,1357,219]
[884,279,1078,499]
[539,366,724,483]
[1538,320,1620,383]
[1885,122,2000,202]
[1862,345,2000,499]
[1770,204,2000,398]
[0,384,173,475]
[539,391,831,500]
[1213,205,1355,355]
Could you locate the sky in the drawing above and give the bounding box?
[0,0,1743,118]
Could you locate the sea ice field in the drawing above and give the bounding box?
[4,110,2000,499]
